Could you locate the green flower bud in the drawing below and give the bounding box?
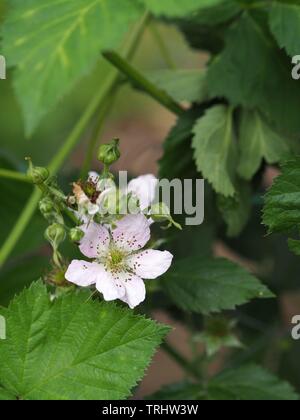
[45,223,66,249]
[39,197,55,216]
[69,227,84,243]
[97,139,121,166]
[26,157,49,185]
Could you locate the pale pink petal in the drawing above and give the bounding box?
[79,222,110,258]
[119,273,146,309]
[65,260,100,287]
[128,174,158,210]
[95,267,125,302]
[111,214,150,252]
[127,249,173,279]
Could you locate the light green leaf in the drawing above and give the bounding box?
[146,69,208,103]
[207,364,299,400]
[238,110,289,180]
[207,13,300,134]
[192,105,237,197]
[139,0,225,17]
[0,281,169,400]
[162,257,273,315]
[2,0,141,136]
[269,1,300,57]
[263,157,300,233]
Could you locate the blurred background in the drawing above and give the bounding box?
[1,4,300,398]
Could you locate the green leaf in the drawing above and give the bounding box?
[147,382,204,400]
[207,13,300,134]
[162,257,273,315]
[263,157,300,233]
[139,0,225,17]
[0,281,169,400]
[146,69,208,103]
[207,364,299,400]
[192,105,237,197]
[238,110,290,180]
[2,0,141,136]
[269,1,300,57]
[217,180,252,237]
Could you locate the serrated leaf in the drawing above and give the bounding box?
[2,0,141,136]
[263,157,300,233]
[138,0,225,17]
[238,110,290,180]
[162,257,273,315]
[192,105,237,197]
[146,69,208,103]
[207,12,300,134]
[0,281,169,400]
[207,364,299,400]
[269,1,300,57]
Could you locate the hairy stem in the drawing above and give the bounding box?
[0,13,150,268]
[103,51,184,116]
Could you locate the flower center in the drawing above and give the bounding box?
[106,248,126,272]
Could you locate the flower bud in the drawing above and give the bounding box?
[45,223,66,249]
[97,139,121,166]
[69,227,84,243]
[39,197,55,216]
[26,158,49,185]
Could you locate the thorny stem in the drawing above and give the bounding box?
[103,50,184,116]
[0,12,150,268]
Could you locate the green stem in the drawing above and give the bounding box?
[0,169,30,183]
[103,50,184,116]
[0,13,150,268]
[161,342,201,380]
[150,23,176,69]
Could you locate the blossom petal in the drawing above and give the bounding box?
[65,260,100,287]
[119,274,146,309]
[128,174,158,210]
[127,249,173,279]
[95,267,125,302]
[111,214,150,252]
[79,222,110,258]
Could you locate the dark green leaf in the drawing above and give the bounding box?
[263,157,300,233]
[207,13,300,135]
[207,364,299,400]
[162,257,273,315]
